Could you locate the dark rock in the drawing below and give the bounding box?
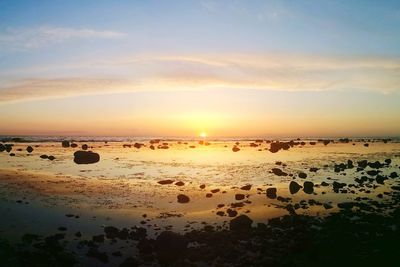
[266,187,277,199]
[175,181,185,186]
[235,194,245,200]
[289,181,302,194]
[73,151,100,164]
[229,215,253,231]
[232,146,240,152]
[298,172,307,179]
[48,155,55,161]
[240,184,252,190]
[62,141,70,148]
[271,168,288,176]
[303,181,314,194]
[26,146,33,153]
[40,154,48,159]
[82,144,88,150]
[177,194,190,203]
[158,179,174,185]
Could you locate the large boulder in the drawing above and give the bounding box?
[73,151,100,164]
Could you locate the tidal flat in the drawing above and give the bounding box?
[1,138,400,266]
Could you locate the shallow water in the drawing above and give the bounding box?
[1,139,400,266]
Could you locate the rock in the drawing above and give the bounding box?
[206,193,213,198]
[82,144,88,150]
[323,203,333,209]
[71,143,78,148]
[298,172,307,179]
[271,168,288,176]
[235,194,245,200]
[73,151,100,164]
[48,155,55,161]
[9,153,15,156]
[177,194,190,203]
[227,209,238,217]
[158,179,174,185]
[40,154,48,159]
[229,215,253,231]
[240,184,252,190]
[26,146,33,153]
[309,167,319,172]
[303,181,314,194]
[266,187,277,199]
[321,181,329,186]
[199,184,206,189]
[289,181,302,194]
[175,181,185,186]
[232,146,240,152]
[61,141,70,148]
[210,189,220,193]
[389,172,398,178]
[0,144,5,152]
[332,181,346,192]
[155,231,188,265]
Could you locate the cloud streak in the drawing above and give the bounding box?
[0,26,126,50]
[1,53,399,103]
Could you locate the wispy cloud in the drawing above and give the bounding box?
[0,26,126,50]
[0,53,399,103]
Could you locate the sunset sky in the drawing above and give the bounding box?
[0,0,400,137]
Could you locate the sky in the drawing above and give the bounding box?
[0,0,399,138]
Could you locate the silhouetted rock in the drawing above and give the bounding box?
[303,181,314,194]
[40,154,48,159]
[177,194,190,203]
[266,187,277,199]
[272,168,288,176]
[235,194,245,200]
[26,146,33,153]
[61,141,70,148]
[48,155,55,161]
[175,181,185,186]
[298,172,307,179]
[229,215,253,231]
[289,181,302,194]
[73,151,100,164]
[240,184,252,190]
[232,146,240,152]
[158,179,174,185]
[82,144,88,150]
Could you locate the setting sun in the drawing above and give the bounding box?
[200,132,207,138]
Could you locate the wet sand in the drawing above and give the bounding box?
[1,138,400,266]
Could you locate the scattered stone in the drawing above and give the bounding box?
[26,146,33,153]
[177,194,190,203]
[271,168,288,176]
[235,194,245,200]
[158,179,174,185]
[289,181,302,194]
[303,181,314,194]
[298,172,307,179]
[73,151,100,164]
[266,187,277,199]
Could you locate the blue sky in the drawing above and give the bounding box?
[0,0,399,136]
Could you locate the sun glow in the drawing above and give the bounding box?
[200,132,207,138]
